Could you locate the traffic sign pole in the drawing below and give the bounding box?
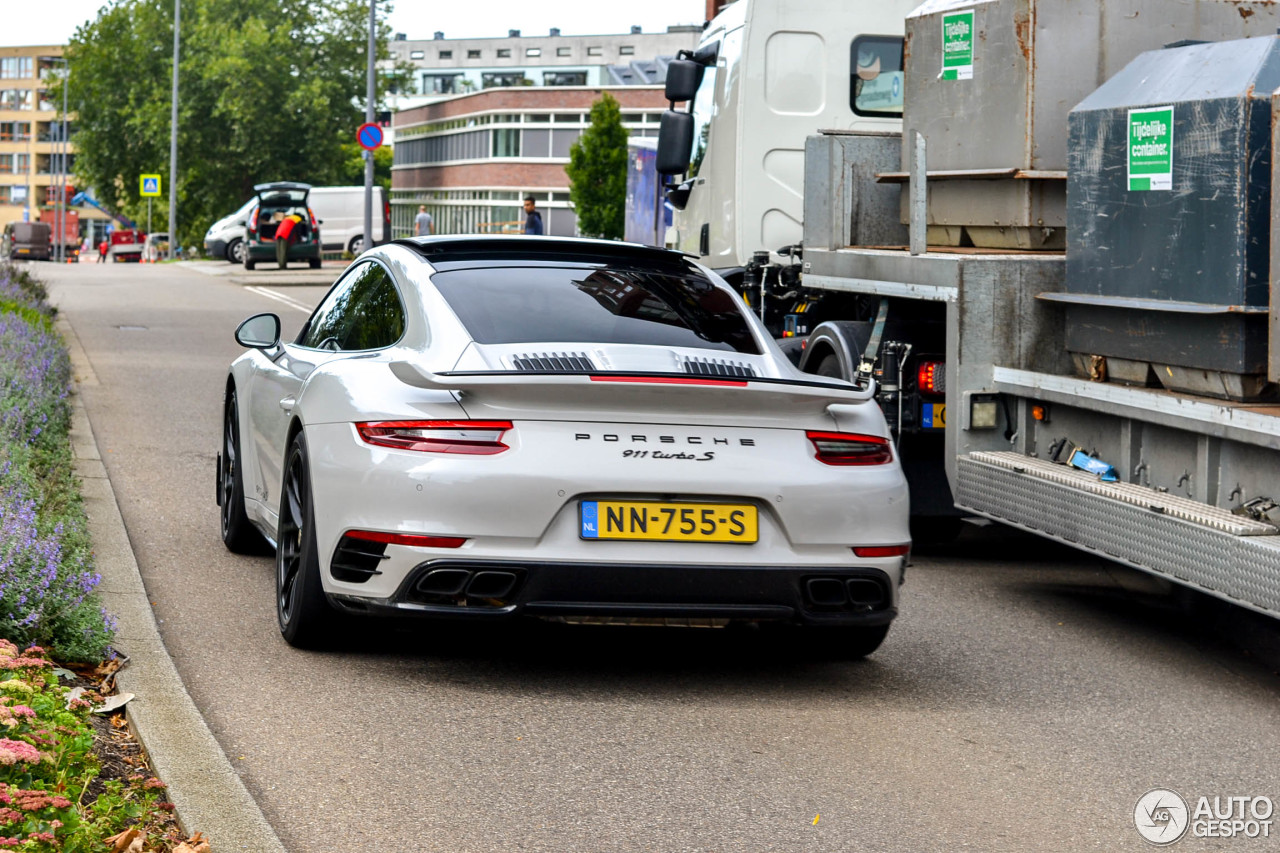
[364,0,376,256]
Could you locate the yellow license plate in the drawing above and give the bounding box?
[580,501,758,543]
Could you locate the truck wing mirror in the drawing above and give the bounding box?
[666,180,694,211]
[664,59,705,102]
[656,111,695,176]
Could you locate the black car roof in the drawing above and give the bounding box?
[391,235,696,268]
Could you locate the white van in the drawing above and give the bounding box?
[204,197,254,263]
[308,186,390,255]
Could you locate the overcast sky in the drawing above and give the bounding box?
[3,0,707,46]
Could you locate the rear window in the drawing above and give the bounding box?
[431,264,760,355]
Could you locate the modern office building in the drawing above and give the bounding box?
[0,44,107,242]
[386,25,701,104]
[391,86,667,237]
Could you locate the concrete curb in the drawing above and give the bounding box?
[60,318,287,853]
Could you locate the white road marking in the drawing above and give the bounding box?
[245,286,313,314]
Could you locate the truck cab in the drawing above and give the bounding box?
[666,0,915,276]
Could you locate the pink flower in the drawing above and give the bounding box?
[8,708,33,720]
[49,796,69,809]
[0,740,44,766]
[143,778,166,790]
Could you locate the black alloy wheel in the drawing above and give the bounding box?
[219,390,267,553]
[276,432,337,648]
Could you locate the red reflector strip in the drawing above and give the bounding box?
[853,545,910,558]
[346,530,467,548]
[805,430,893,465]
[589,375,747,387]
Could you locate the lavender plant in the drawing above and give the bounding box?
[0,264,113,662]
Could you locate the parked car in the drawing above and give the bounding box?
[242,182,321,270]
[3,222,52,261]
[204,197,255,263]
[143,232,169,262]
[218,236,910,653]
[308,185,390,256]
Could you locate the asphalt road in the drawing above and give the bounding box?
[42,261,1280,852]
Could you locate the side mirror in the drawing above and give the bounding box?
[664,59,705,102]
[235,313,281,349]
[656,111,695,176]
[666,180,693,211]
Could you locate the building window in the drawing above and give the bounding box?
[526,48,542,57]
[0,121,30,141]
[0,153,30,174]
[587,46,602,56]
[553,113,580,123]
[468,50,482,59]
[497,49,511,58]
[620,46,635,55]
[409,50,425,60]
[0,90,32,110]
[0,58,33,79]
[492,127,520,157]
[481,72,528,89]
[556,47,571,57]
[544,71,587,86]
[527,113,551,123]
[439,50,453,59]
[422,74,463,95]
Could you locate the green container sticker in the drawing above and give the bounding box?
[942,11,974,80]
[1128,106,1173,191]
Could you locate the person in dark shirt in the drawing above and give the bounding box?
[522,196,544,235]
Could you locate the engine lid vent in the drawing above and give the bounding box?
[683,357,757,378]
[512,352,596,372]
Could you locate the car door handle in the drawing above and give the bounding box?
[279,397,296,414]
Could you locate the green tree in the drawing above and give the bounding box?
[59,0,398,248]
[565,92,628,239]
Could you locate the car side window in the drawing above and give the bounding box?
[297,262,406,351]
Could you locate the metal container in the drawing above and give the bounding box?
[1057,36,1280,399]
[898,0,1280,248]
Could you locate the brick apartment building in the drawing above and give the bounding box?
[391,86,668,237]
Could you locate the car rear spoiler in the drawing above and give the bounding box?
[389,362,874,419]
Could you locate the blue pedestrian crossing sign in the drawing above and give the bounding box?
[140,174,162,197]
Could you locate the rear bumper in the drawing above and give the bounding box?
[246,240,320,260]
[328,559,899,627]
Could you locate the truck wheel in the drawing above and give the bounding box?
[814,354,844,379]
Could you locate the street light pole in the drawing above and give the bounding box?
[58,58,68,263]
[168,0,180,260]
[363,0,376,255]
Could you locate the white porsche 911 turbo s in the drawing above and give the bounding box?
[217,236,909,653]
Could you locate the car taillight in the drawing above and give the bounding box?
[248,207,258,233]
[917,361,945,394]
[853,545,910,558]
[806,430,893,465]
[356,420,513,455]
[307,206,318,230]
[346,529,466,548]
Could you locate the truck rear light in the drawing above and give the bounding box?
[917,361,945,394]
[356,420,513,455]
[805,431,893,465]
[346,529,467,548]
[853,545,910,558]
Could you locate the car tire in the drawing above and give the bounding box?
[276,432,339,649]
[227,238,244,264]
[308,257,321,269]
[348,235,364,256]
[218,389,269,554]
[244,256,255,271]
[909,516,965,546]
